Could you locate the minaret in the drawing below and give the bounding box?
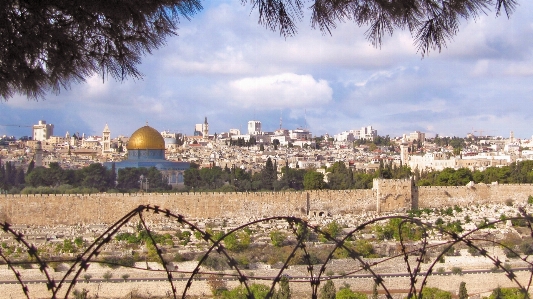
[35,141,43,167]
[400,135,409,166]
[102,124,111,154]
[203,117,209,139]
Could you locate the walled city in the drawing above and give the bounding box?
[2,179,533,298]
[2,179,533,225]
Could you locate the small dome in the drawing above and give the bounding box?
[164,137,178,145]
[127,126,165,150]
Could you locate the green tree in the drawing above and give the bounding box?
[327,162,352,190]
[79,163,113,191]
[274,276,291,299]
[199,166,225,189]
[420,287,452,299]
[103,270,113,282]
[14,167,25,187]
[1,0,517,100]
[261,158,277,190]
[47,162,65,186]
[221,283,270,299]
[276,166,306,190]
[0,0,202,100]
[270,230,287,247]
[319,280,336,299]
[25,167,55,187]
[26,160,35,175]
[184,167,202,189]
[459,282,468,299]
[488,287,529,299]
[319,221,342,242]
[117,167,143,190]
[336,288,367,299]
[303,170,326,190]
[272,139,280,150]
[224,231,251,252]
[374,218,422,241]
[353,171,376,189]
[354,239,378,258]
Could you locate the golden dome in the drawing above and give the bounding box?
[127,126,165,150]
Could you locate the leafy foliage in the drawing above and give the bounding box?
[336,287,368,299]
[418,287,452,299]
[319,280,336,299]
[303,170,326,190]
[374,218,422,241]
[319,221,342,242]
[488,287,529,299]
[270,230,287,247]
[220,283,270,299]
[0,0,202,99]
[459,282,468,299]
[274,276,291,299]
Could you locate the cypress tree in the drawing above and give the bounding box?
[14,168,25,187]
[458,282,468,299]
[372,282,379,299]
[274,276,291,299]
[319,280,336,299]
[27,159,35,174]
[5,161,14,186]
[261,158,276,190]
[0,160,5,190]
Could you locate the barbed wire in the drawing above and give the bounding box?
[1,205,532,298]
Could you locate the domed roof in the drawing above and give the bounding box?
[127,126,165,150]
[164,137,178,145]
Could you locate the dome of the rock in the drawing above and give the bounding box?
[127,126,165,150]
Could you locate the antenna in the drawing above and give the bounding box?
[304,109,308,130]
[279,109,282,130]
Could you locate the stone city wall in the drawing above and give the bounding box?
[373,178,413,213]
[1,180,533,225]
[416,183,533,209]
[0,189,376,225]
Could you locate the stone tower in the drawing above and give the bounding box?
[35,141,43,167]
[102,124,111,154]
[203,117,209,139]
[400,136,409,166]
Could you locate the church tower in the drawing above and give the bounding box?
[102,124,111,154]
[203,117,209,139]
[400,136,409,166]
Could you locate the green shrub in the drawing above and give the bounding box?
[202,255,230,271]
[103,271,113,281]
[270,230,287,247]
[489,287,529,299]
[336,287,368,299]
[467,247,481,256]
[451,267,463,275]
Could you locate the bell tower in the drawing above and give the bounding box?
[203,117,209,139]
[102,124,111,154]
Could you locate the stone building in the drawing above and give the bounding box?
[105,125,190,188]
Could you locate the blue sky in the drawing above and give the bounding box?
[1,0,532,139]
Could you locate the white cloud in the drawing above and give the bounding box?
[2,0,533,139]
[163,47,253,75]
[470,60,490,76]
[503,62,533,76]
[224,73,332,109]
